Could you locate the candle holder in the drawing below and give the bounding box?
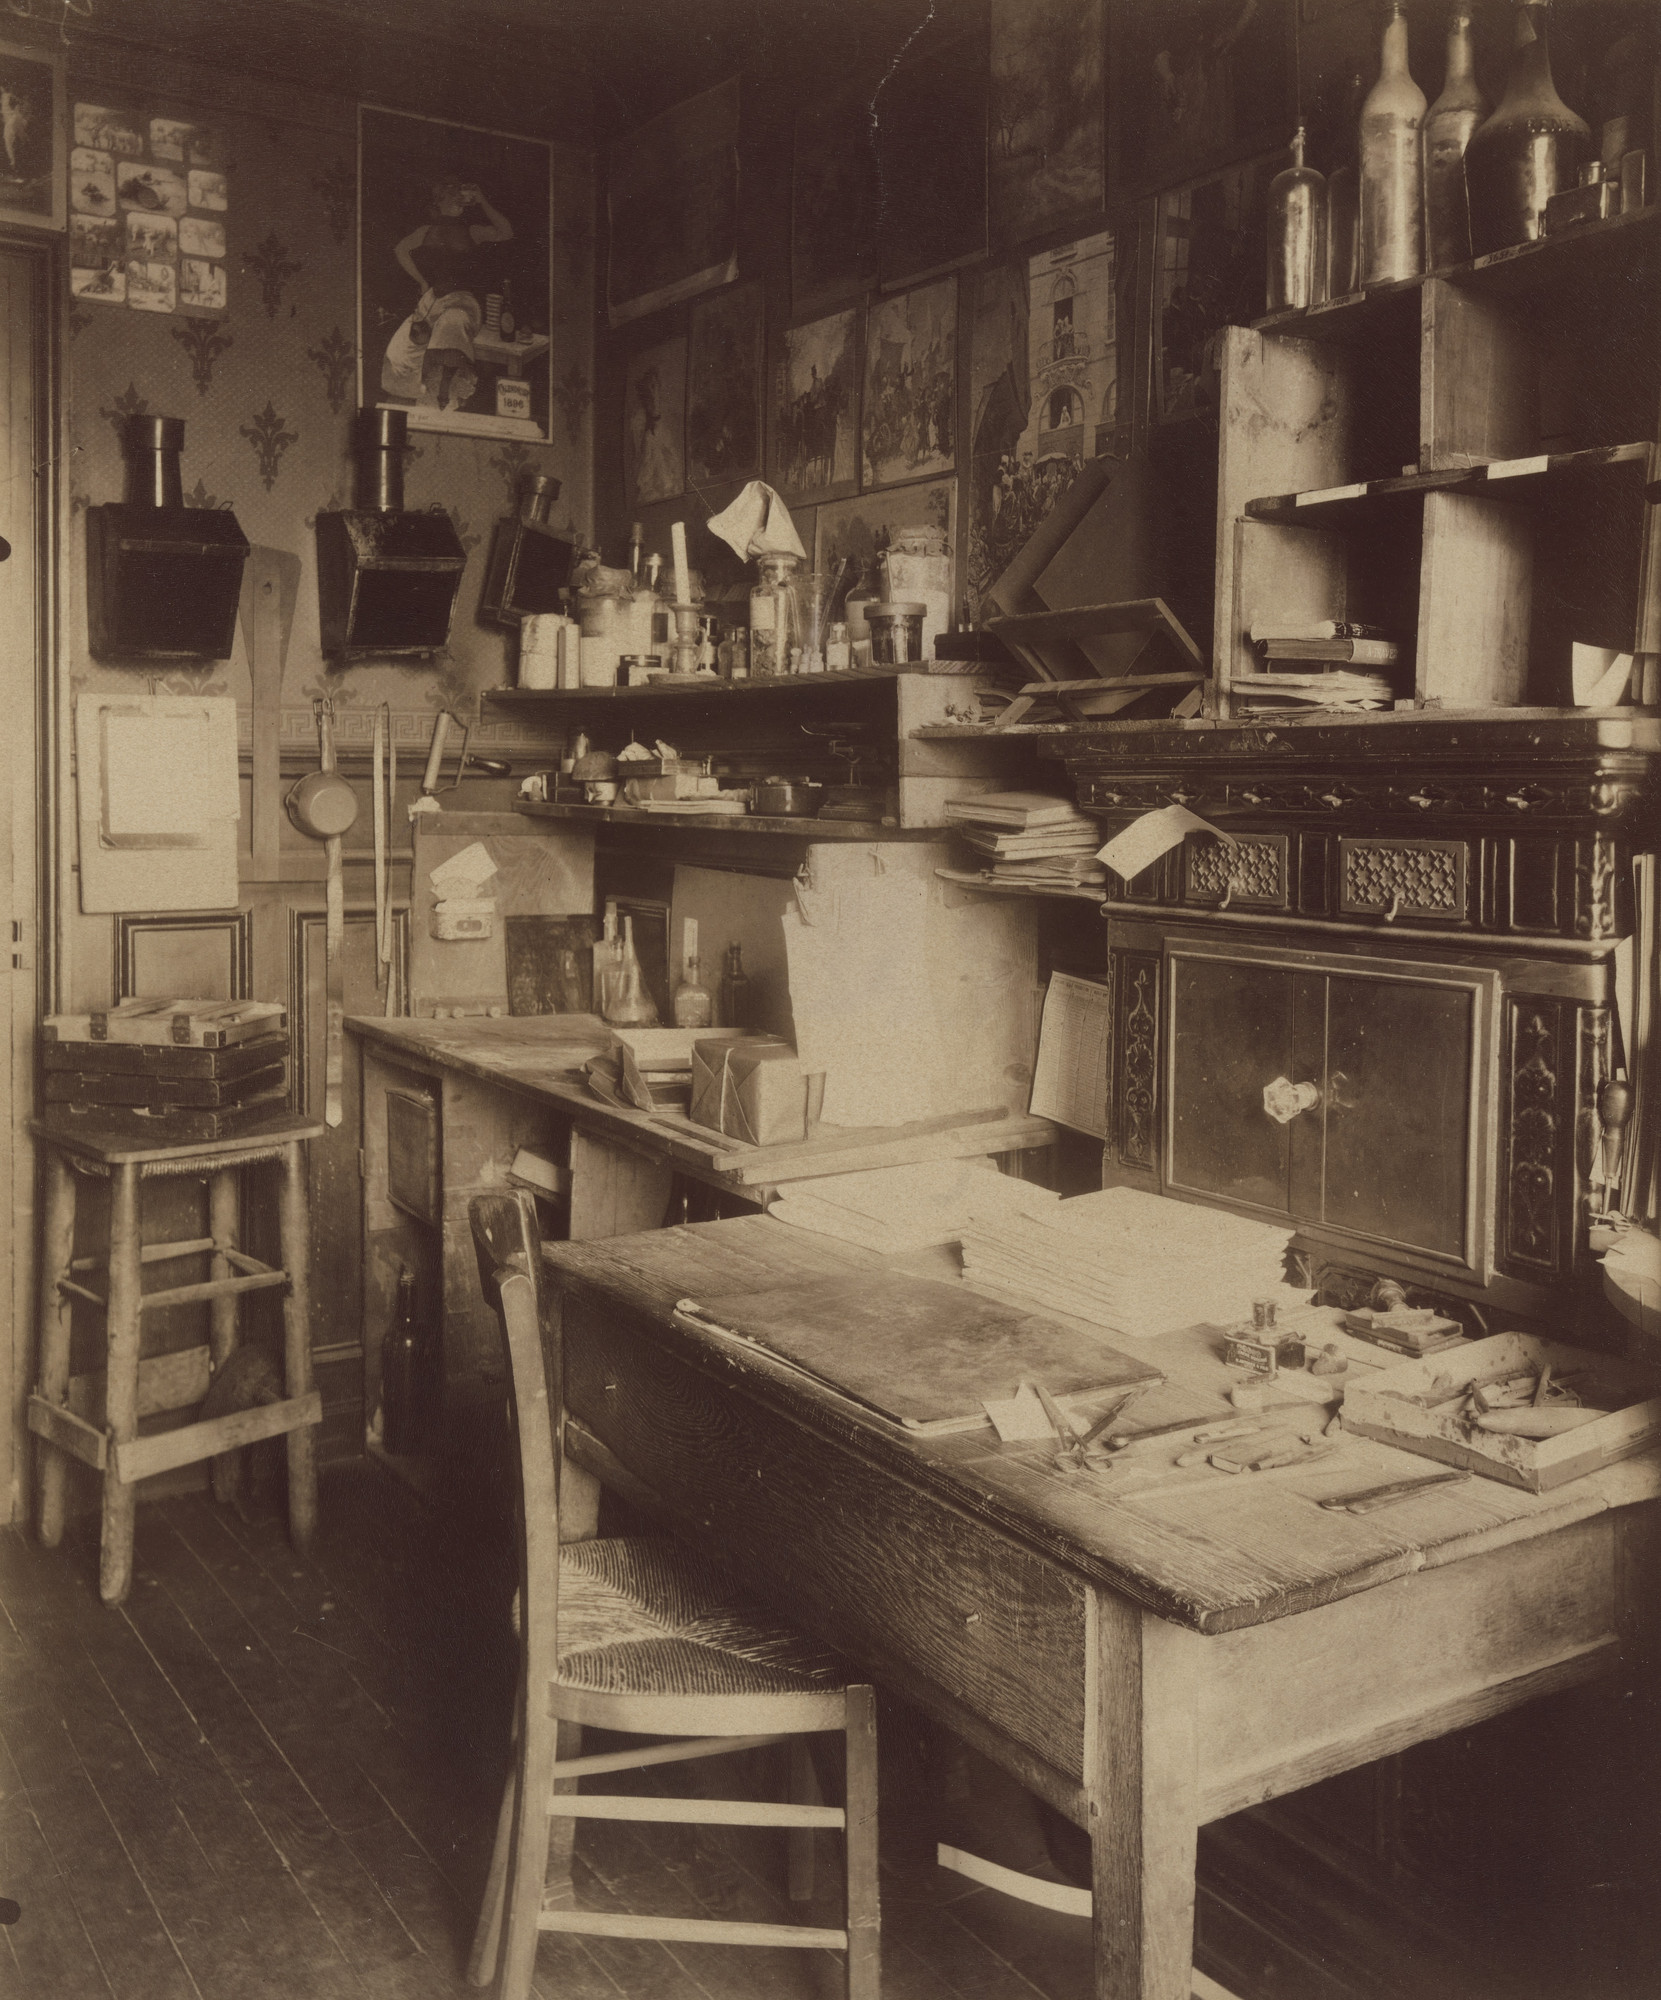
[668,602,702,677]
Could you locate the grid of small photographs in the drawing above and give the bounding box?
[69,103,228,315]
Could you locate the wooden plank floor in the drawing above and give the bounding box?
[0,1462,1101,2000]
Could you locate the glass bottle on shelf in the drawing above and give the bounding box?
[606,913,660,1027]
[671,918,714,1029]
[592,899,621,1017]
[720,942,751,1031]
[379,1265,418,1457]
[1267,126,1327,311]
[1422,4,1487,269]
[1324,67,1366,297]
[1359,0,1426,286]
[1465,0,1590,256]
[749,553,801,677]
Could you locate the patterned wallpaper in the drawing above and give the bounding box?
[64,71,594,755]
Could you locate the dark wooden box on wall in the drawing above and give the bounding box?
[86,503,250,661]
[1061,713,1658,1326]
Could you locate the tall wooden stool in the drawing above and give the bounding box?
[29,1112,326,1605]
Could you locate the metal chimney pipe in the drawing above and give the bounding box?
[519,469,560,524]
[122,415,185,510]
[355,407,408,514]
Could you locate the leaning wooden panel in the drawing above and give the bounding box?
[564,1293,1089,1780]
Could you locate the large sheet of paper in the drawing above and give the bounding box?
[1029,972,1112,1138]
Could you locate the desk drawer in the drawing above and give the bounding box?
[565,1297,1087,1781]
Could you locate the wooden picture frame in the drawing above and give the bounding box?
[862,276,957,492]
[359,104,554,443]
[1107,0,1292,202]
[0,40,65,233]
[769,306,860,506]
[686,279,765,489]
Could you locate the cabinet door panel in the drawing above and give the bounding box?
[1324,976,1472,1259]
[1169,956,1293,1214]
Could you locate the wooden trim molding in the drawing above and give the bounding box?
[287,902,409,1114]
[115,908,254,1002]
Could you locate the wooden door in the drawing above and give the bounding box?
[0,243,45,1522]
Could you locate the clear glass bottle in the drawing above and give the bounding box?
[1359,0,1426,285]
[1465,0,1590,255]
[1267,126,1328,311]
[671,919,714,1028]
[606,913,660,1027]
[592,899,621,1017]
[720,942,751,1031]
[1423,5,1487,269]
[749,553,801,677]
[1326,67,1366,296]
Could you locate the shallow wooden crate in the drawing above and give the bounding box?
[1340,1332,1661,1493]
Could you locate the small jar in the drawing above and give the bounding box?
[866,600,927,667]
[825,620,851,671]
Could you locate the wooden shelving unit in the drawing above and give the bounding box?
[494,668,1033,830]
[1216,204,1661,715]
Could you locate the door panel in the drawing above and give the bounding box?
[1169,955,1293,1214]
[1325,976,1472,1259]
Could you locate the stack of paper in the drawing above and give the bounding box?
[1229,670,1392,711]
[960,1186,1295,1339]
[769,1158,1057,1256]
[946,791,1103,875]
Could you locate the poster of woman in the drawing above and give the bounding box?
[359,106,552,441]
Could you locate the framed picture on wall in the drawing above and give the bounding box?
[0,40,65,232]
[988,0,1105,249]
[1152,158,1270,424]
[770,307,859,505]
[1108,1,1291,200]
[622,335,686,508]
[686,280,764,489]
[359,105,553,442]
[608,78,739,329]
[862,276,957,491]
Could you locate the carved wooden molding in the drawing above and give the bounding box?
[1112,949,1159,1170]
[115,909,254,1002]
[1497,997,1573,1280]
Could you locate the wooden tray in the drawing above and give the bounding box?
[1340,1332,1661,1493]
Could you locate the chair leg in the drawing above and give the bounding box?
[498,1686,558,2000]
[788,1735,819,1906]
[277,1141,318,1554]
[100,1165,142,1607]
[34,1151,77,1549]
[843,1685,880,2000]
[545,1718,582,1911]
[468,1760,517,1987]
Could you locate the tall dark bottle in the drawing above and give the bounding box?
[380,1265,419,1456]
[1465,0,1590,254]
[1423,5,1487,268]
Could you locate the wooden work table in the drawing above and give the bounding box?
[544,1214,1661,2000]
[350,1014,1056,1404]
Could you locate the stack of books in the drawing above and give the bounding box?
[1236,619,1399,710]
[944,792,1106,887]
[960,1185,1295,1340]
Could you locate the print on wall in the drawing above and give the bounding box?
[814,479,956,599]
[862,277,956,491]
[874,30,988,289]
[988,0,1104,246]
[0,41,63,232]
[623,335,686,507]
[770,307,858,504]
[1154,159,1268,422]
[608,79,739,329]
[790,91,878,321]
[72,98,224,307]
[686,280,763,489]
[1109,0,1291,198]
[359,104,554,442]
[969,226,1126,600]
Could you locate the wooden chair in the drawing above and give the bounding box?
[467,1189,880,2000]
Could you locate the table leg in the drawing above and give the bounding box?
[34,1150,77,1548]
[1088,1588,1201,2000]
[100,1164,142,1606]
[278,1140,318,1552]
[207,1168,239,1370]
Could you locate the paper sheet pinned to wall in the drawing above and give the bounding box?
[782,859,940,1127]
[1096,803,1233,883]
[1029,973,1112,1138]
[76,694,240,912]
